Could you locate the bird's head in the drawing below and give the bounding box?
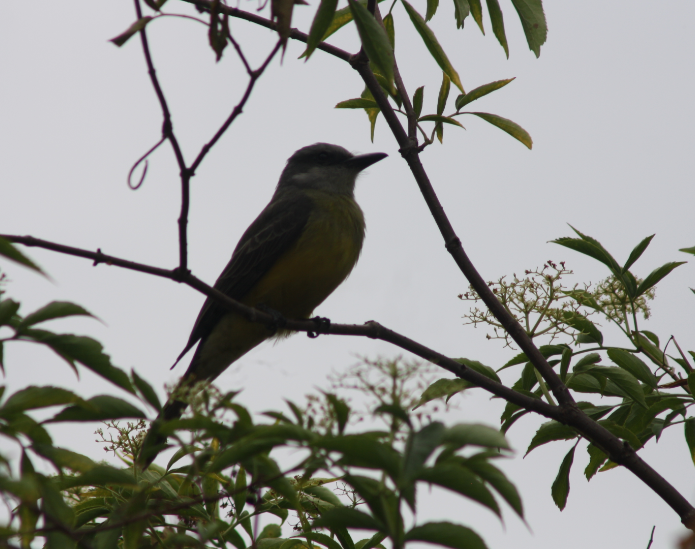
[277,143,387,196]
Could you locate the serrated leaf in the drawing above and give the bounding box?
[561,311,603,345]
[414,378,470,409]
[349,0,394,86]
[405,522,487,549]
[426,0,439,21]
[452,0,470,28]
[418,464,500,516]
[526,421,576,455]
[131,370,162,412]
[457,358,501,383]
[593,367,646,408]
[47,395,145,422]
[109,17,152,47]
[1,386,85,415]
[443,423,509,450]
[418,115,464,128]
[464,112,531,148]
[598,419,641,450]
[305,0,340,59]
[468,0,484,33]
[623,235,654,273]
[585,443,607,480]
[509,0,546,57]
[464,459,523,517]
[412,86,424,118]
[455,78,514,110]
[28,332,134,393]
[0,237,44,274]
[19,301,94,329]
[401,0,464,93]
[572,353,601,371]
[606,349,657,388]
[336,98,379,109]
[636,262,686,297]
[312,507,384,531]
[485,0,508,57]
[551,445,575,510]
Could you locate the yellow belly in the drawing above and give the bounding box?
[194,191,365,380]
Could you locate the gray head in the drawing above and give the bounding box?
[276,143,387,196]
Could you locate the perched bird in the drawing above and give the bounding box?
[137,143,386,467]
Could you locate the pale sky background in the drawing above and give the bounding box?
[2,0,695,548]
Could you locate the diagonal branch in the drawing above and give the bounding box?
[4,232,695,527]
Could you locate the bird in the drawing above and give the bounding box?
[137,143,387,468]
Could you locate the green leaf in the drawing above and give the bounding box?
[405,522,487,549]
[404,422,446,479]
[374,403,410,426]
[0,237,44,275]
[209,439,281,473]
[572,353,601,371]
[561,289,601,311]
[259,524,282,540]
[305,0,340,59]
[464,112,532,149]
[463,459,523,518]
[455,78,514,110]
[383,13,395,49]
[32,445,96,473]
[526,421,576,455]
[325,393,350,435]
[641,330,660,348]
[561,311,603,345]
[685,418,695,466]
[437,72,450,115]
[552,228,622,275]
[109,17,153,47]
[315,0,386,43]
[501,352,528,368]
[336,98,379,109]
[303,533,344,549]
[47,395,145,422]
[635,262,686,297]
[456,358,501,383]
[401,0,464,93]
[314,435,401,480]
[509,0,547,57]
[361,87,380,142]
[593,367,647,408]
[414,378,469,409]
[355,533,387,549]
[19,301,95,330]
[1,386,85,415]
[349,0,394,86]
[312,507,384,531]
[585,443,608,480]
[551,445,575,510]
[412,86,424,118]
[598,419,641,450]
[623,235,654,273]
[485,0,508,57]
[606,349,657,388]
[418,115,464,128]
[418,464,500,517]
[29,332,134,393]
[680,246,695,255]
[0,298,20,326]
[452,0,470,28]
[468,0,484,33]
[131,370,162,412]
[426,0,439,21]
[443,423,510,450]
[59,465,137,489]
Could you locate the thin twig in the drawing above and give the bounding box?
[645,525,655,549]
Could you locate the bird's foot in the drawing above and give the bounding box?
[257,304,287,335]
[307,316,331,338]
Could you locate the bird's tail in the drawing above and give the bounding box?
[136,398,188,470]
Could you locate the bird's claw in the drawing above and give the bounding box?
[307,316,331,338]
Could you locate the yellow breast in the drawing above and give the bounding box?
[243,190,366,320]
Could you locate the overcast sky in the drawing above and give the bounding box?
[2,1,695,548]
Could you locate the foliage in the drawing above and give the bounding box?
[425,228,692,509]
[0,252,521,547]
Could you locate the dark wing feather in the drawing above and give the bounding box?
[173,190,313,365]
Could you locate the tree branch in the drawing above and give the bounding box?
[4,232,695,527]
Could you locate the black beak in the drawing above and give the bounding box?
[345,152,388,172]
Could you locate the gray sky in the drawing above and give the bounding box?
[2,0,695,547]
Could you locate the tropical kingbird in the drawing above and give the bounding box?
[137,143,386,467]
